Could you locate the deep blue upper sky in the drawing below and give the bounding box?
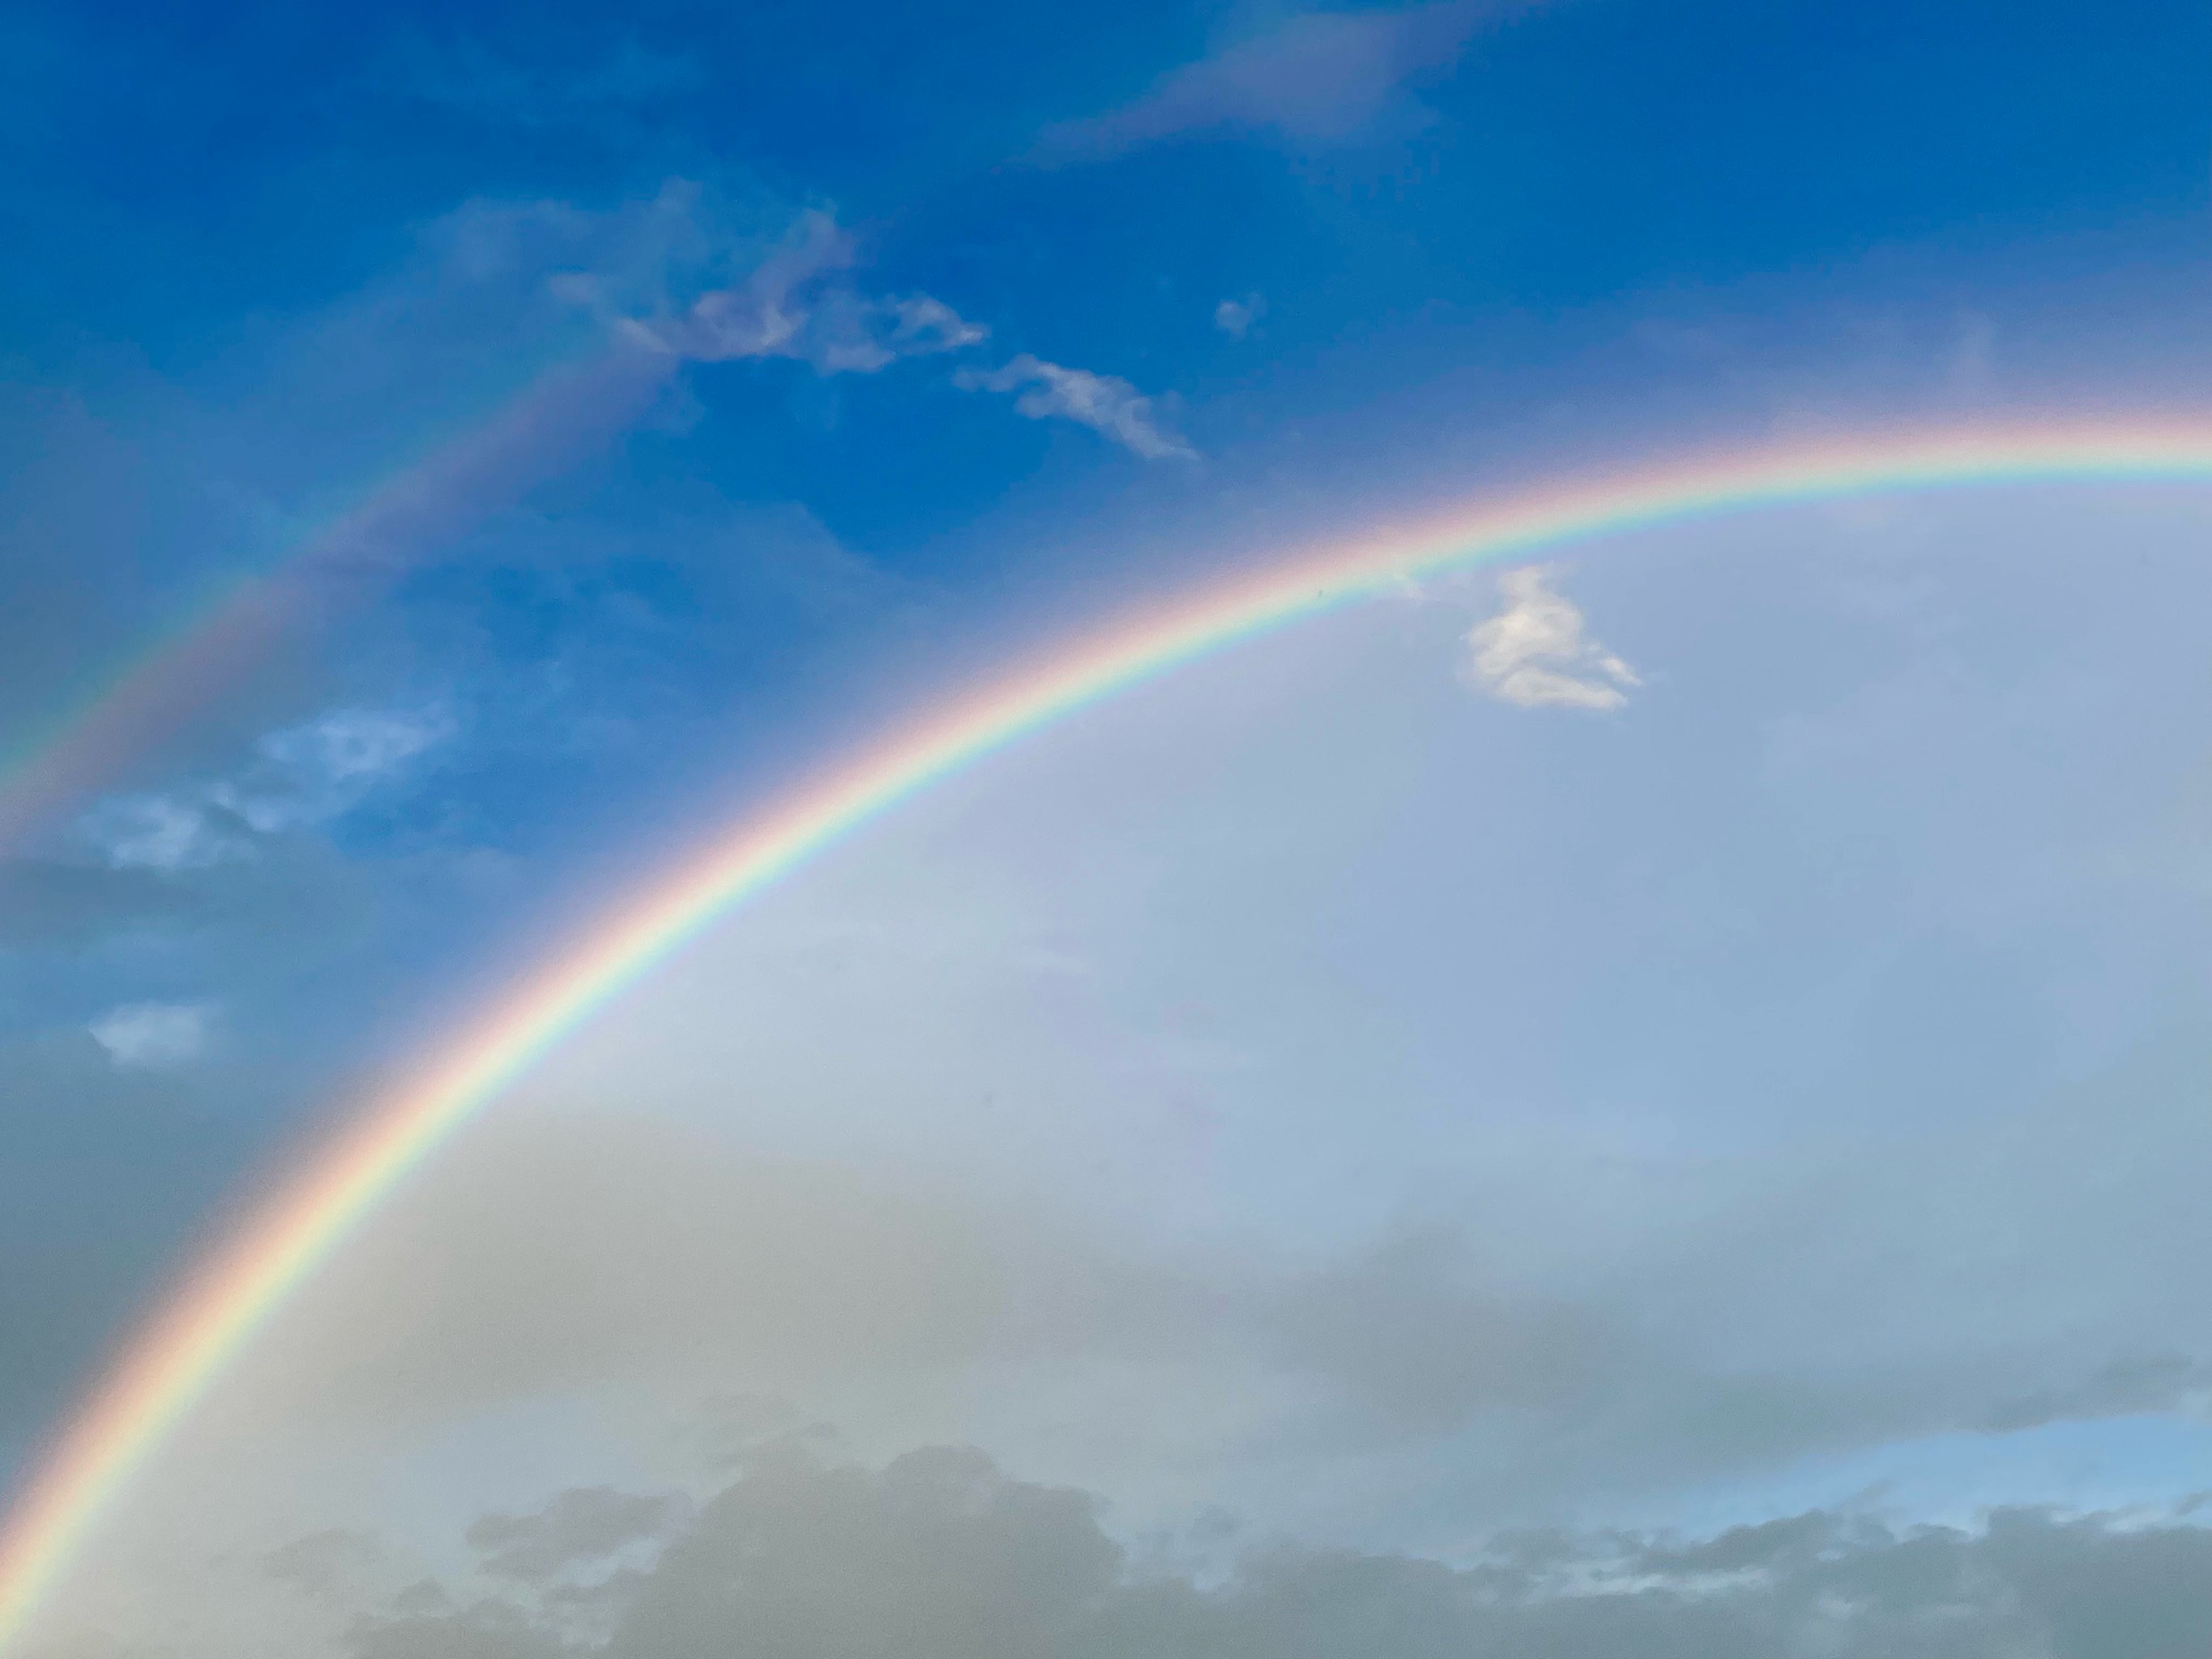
[11,0,2210,321]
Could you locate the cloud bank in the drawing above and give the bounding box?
[214,1073,2212,1534]
[314,1445,2212,1659]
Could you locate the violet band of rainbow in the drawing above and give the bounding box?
[6,420,2212,1647]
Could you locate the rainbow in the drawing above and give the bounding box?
[0,343,672,858]
[6,419,2212,1644]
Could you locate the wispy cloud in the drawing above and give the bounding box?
[88,1000,214,1069]
[954,354,1194,460]
[1463,565,1640,710]
[622,210,986,376]
[1033,0,1538,162]
[233,705,456,832]
[0,187,1008,860]
[83,703,455,871]
[393,186,987,386]
[82,794,245,872]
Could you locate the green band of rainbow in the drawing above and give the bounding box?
[5,420,2212,1644]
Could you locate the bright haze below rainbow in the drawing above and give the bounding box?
[6,3,2212,1657]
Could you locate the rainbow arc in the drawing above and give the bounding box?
[6,420,2212,1645]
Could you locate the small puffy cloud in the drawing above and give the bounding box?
[1463,565,1640,710]
[87,1000,214,1068]
[1213,295,1263,339]
[1034,0,1534,161]
[955,354,1194,460]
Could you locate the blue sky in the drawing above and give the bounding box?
[10,2,2212,1654]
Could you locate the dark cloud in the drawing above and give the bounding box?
[326,1446,2212,1659]
[265,1530,386,1604]
[352,1598,566,1659]
[468,1489,688,1585]
[1979,1352,2212,1436]
[1262,1223,1615,1435]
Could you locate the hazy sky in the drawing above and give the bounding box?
[8,2,2212,1657]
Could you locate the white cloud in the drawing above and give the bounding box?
[885,295,989,356]
[954,354,1194,460]
[1463,565,1640,710]
[84,793,249,871]
[405,186,986,385]
[264,705,452,786]
[233,706,456,832]
[1032,0,1535,161]
[88,1000,214,1069]
[1214,295,1263,339]
[623,211,987,377]
[83,703,455,870]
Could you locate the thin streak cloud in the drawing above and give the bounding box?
[1032,0,1540,161]
[955,355,1194,459]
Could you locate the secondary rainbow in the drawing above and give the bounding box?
[0,343,672,859]
[6,418,2212,1645]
